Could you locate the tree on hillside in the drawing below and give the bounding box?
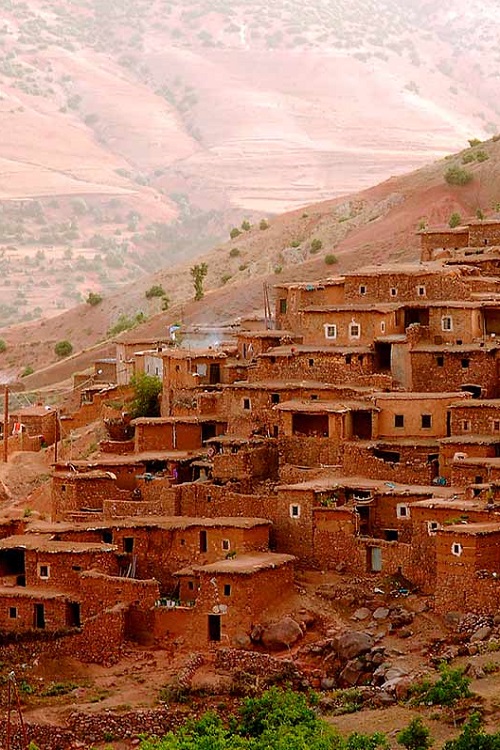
[190,263,208,301]
[448,212,462,228]
[54,340,73,358]
[397,719,433,750]
[129,373,162,418]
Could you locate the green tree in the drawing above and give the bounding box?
[397,718,433,750]
[310,239,323,253]
[54,340,73,358]
[443,713,500,750]
[129,373,162,418]
[241,220,251,231]
[445,165,473,186]
[449,212,462,228]
[0,339,6,353]
[86,291,102,306]
[190,263,208,301]
[412,664,471,707]
[230,227,241,239]
[324,254,338,265]
[145,284,166,299]
[259,219,270,230]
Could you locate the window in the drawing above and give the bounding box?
[38,564,50,579]
[359,285,367,295]
[324,324,337,340]
[394,414,404,428]
[180,538,186,545]
[271,393,280,404]
[492,420,500,433]
[279,298,287,314]
[427,521,439,535]
[390,287,398,297]
[436,356,444,367]
[417,285,426,297]
[124,537,134,553]
[223,584,231,597]
[396,504,410,519]
[199,530,208,553]
[461,419,471,432]
[421,414,432,429]
[451,542,463,556]
[222,539,231,551]
[290,504,301,519]
[461,358,470,369]
[441,316,453,331]
[196,363,207,376]
[380,321,386,334]
[349,322,361,339]
[310,394,318,400]
[102,531,112,544]
[308,358,314,367]
[384,529,399,541]
[242,398,251,410]
[345,354,352,364]
[72,565,82,572]
[188,580,194,590]
[9,607,17,619]
[61,484,66,493]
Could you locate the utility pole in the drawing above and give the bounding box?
[3,385,8,463]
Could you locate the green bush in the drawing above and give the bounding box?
[54,340,73,358]
[468,138,482,147]
[397,718,433,750]
[310,238,323,253]
[229,247,240,257]
[145,284,166,299]
[259,219,270,230]
[448,212,462,228]
[445,165,473,186]
[443,712,500,750]
[476,150,489,162]
[86,291,102,306]
[21,365,34,377]
[462,152,476,164]
[0,339,6,353]
[411,663,471,706]
[129,373,162,418]
[229,227,241,239]
[241,220,251,231]
[324,254,338,265]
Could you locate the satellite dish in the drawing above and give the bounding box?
[212,605,220,613]
[218,604,228,614]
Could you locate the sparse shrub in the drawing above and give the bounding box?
[324,253,338,265]
[86,292,102,306]
[239,263,248,271]
[290,240,301,248]
[145,284,166,299]
[468,138,482,147]
[445,165,473,186]
[54,340,73,358]
[42,682,78,697]
[448,212,462,228]
[221,273,232,285]
[161,297,170,311]
[229,227,241,239]
[397,718,433,750]
[259,218,270,230]
[229,247,240,257]
[241,219,251,231]
[190,263,208,301]
[273,265,282,274]
[417,218,428,230]
[476,150,489,162]
[21,366,34,377]
[462,152,476,164]
[411,663,471,706]
[476,208,485,220]
[0,339,6,353]
[310,238,322,253]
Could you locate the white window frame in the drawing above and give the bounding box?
[359,285,367,296]
[380,321,386,334]
[38,563,50,580]
[427,521,440,535]
[441,316,453,332]
[451,542,463,557]
[390,287,398,297]
[290,503,301,519]
[222,539,231,551]
[396,503,410,519]
[461,419,471,432]
[324,323,337,340]
[349,321,361,340]
[417,285,426,297]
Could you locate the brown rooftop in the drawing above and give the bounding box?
[260,345,372,357]
[275,399,375,414]
[276,476,455,496]
[176,552,295,576]
[27,516,272,534]
[438,522,500,536]
[0,535,116,554]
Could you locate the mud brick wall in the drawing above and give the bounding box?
[369,495,415,543]
[134,421,174,451]
[214,648,307,686]
[273,488,316,560]
[24,549,119,592]
[278,436,342,467]
[343,270,473,304]
[409,350,499,397]
[213,444,278,482]
[52,474,119,521]
[450,404,500,434]
[434,572,500,614]
[440,444,496,482]
[312,507,360,569]
[103,498,165,518]
[469,222,500,246]
[250,350,376,384]
[451,461,500,486]
[375,395,463,439]
[420,230,469,260]
[80,571,159,618]
[426,307,481,344]
[100,439,135,454]
[341,444,434,485]
[297,309,399,347]
[0,595,69,632]
[177,483,270,519]
[153,605,194,644]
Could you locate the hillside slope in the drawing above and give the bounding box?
[6,134,500,389]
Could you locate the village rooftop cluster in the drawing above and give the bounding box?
[1,218,500,661]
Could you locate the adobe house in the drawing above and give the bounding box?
[276,399,376,467]
[468,218,500,247]
[433,522,500,614]
[236,330,302,360]
[161,348,230,415]
[7,405,58,446]
[274,278,346,330]
[373,391,470,440]
[0,589,81,633]
[52,469,127,522]
[94,358,117,383]
[133,349,164,380]
[156,552,295,647]
[449,398,500,435]
[132,416,226,453]
[208,436,279,485]
[295,303,403,347]
[419,226,470,262]
[450,456,500,487]
[115,336,170,385]
[439,436,500,483]
[409,498,495,593]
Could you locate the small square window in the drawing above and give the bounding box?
[9,607,17,619]
[390,287,398,297]
[243,398,251,410]
[441,316,453,331]
[427,521,439,535]
[421,414,432,429]
[492,420,500,433]
[451,542,462,556]
[222,539,231,551]
[279,299,287,314]
[324,324,337,340]
[180,538,186,545]
[102,531,112,544]
[461,358,470,369]
[396,504,410,519]
[308,359,314,367]
[436,356,444,367]
[290,504,301,518]
[223,584,231,597]
[394,414,404,428]
[349,323,361,339]
[271,393,280,404]
[345,354,352,364]
[461,420,471,432]
[39,565,49,579]
[417,286,426,297]
[310,394,318,400]
[359,285,367,295]
[72,565,82,572]
[380,321,386,334]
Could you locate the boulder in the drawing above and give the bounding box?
[335,631,374,661]
[390,608,414,628]
[373,607,389,620]
[339,658,366,686]
[261,617,303,651]
[353,608,371,621]
[470,625,492,643]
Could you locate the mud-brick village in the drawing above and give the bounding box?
[3,218,500,747]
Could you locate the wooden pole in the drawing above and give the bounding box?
[54,411,59,463]
[3,386,8,463]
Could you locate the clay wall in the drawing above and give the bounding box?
[0,595,70,632]
[79,571,159,618]
[450,403,500,435]
[343,270,473,303]
[469,221,500,246]
[451,460,500,486]
[341,443,435,485]
[212,444,278,482]
[427,306,482,344]
[278,436,342,468]
[273,487,315,560]
[375,394,465,439]
[296,309,400,347]
[409,350,499,397]
[440,443,497,483]
[52,474,126,521]
[177,483,269,519]
[24,548,119,592]
[419,230,469,261]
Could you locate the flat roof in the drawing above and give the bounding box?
[412,343,500,353]
[374,391,468,401]
[237,330,296,339]
[275,400,375,413]
[449,399,500,408]
[260,345,373,357]
[161,348,228,359]
[439,522,500,535]
[176,553,295,576]
[441,435,500,445]
[0,588,71,601]
[0,535,116,554]
[27,517,272,533]
[411,498,488,511]
[276,476,455,496]
[131,416,226,425]
[274,278,345,290]
[226,380,371,392]
[303,303,399,313]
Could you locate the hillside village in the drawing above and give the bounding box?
[2,216,500,743]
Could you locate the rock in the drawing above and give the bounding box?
[398,628,413,639]
[339,658,366,686]
[394,677,412,701]
[465,663,485,679]
[373,607,389,620]
[335,631,375,661]
[320,677,336,690]
[470,626,492,642]
[250,624,263,642]
[378,690,396,705]
[297,609,316,628]
[384,666,409,682]
[233,633,252,649]
[261,617,304,651]
[390,608,414,628]
[353,608,371,621]
[493,614,500,626]
[468,644,479,655]
[445,611,462,627]
[371,651,386,666]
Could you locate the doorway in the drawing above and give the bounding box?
[34,603,45,629]
[208,614,221,641]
